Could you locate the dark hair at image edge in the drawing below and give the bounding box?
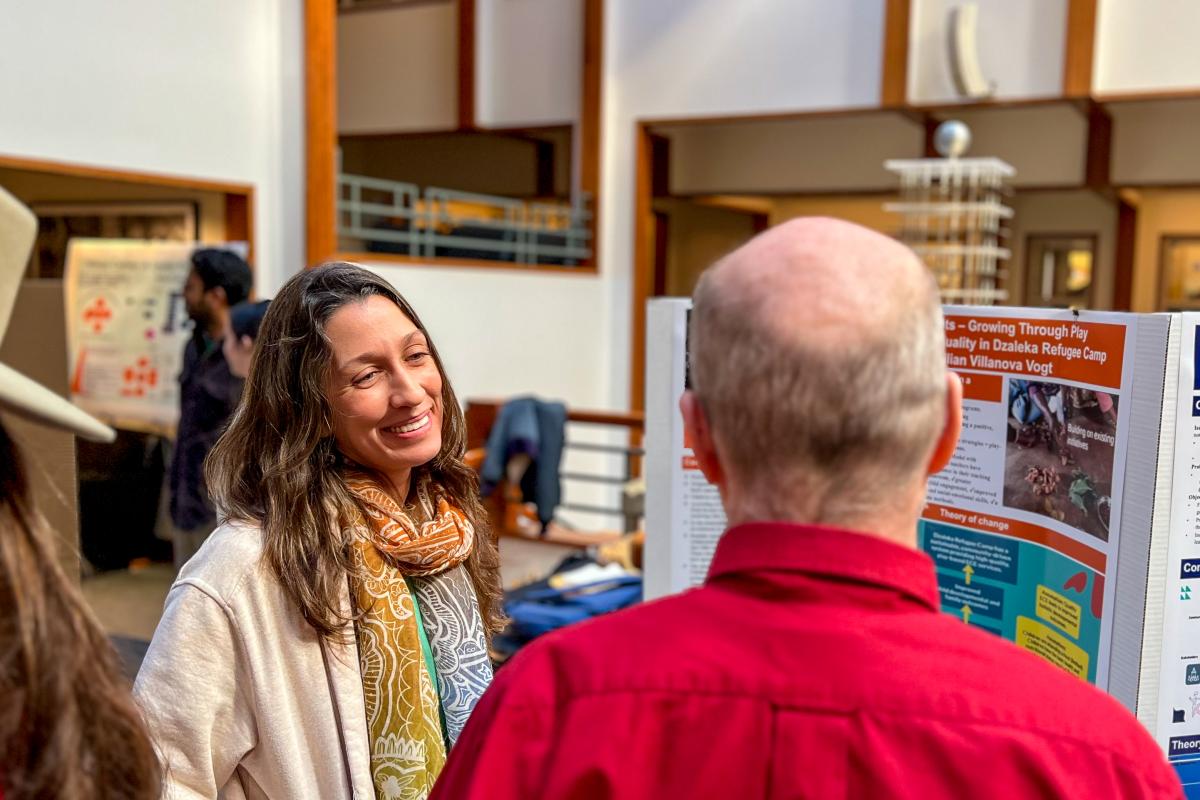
[0,421,161,800]
[230,299,271,341]
[191,248,252,307]
[205,262,505,638]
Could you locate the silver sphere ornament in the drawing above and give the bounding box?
[933,120,971,158]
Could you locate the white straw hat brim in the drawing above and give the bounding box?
[0,357,116,443]
[0,184,117,443]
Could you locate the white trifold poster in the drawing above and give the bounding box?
[644,299,724,601]
[642,298,1200,793]
[1153,314,1200,791]
[64,239,246,437]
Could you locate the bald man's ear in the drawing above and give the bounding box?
[680,391,724,488]
[926,371,963,477]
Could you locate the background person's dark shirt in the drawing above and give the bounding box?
[170,331,242,530]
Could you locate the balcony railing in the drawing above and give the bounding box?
[337,173,593,267]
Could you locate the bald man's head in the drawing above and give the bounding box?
[706,217,934,349]
[688,217,947,525]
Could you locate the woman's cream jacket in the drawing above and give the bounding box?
[134,522,375,800]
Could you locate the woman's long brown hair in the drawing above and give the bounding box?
[206,262,505,638]
[0,421,161,800]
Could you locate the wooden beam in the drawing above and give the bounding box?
[532,138,556,197]
[1084,101,1112,189]
[458,0,477,130]
[580,0,603,268]
[630,123,654,412]
[924,115,939,157]
[0,153,252,196]
[334,250,598,276]
[880,0,911,106]
[305,0,338,267]
[652,211,669,297]
[642,97,1072,131]
[224,190,255,266]
[1112,199,1136,311]
[1063,0,1097,97]
[650,134,670,197]
[0,152,256,273]
[1096,88,1200,105]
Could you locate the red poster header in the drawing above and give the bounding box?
[944,316,1125,390]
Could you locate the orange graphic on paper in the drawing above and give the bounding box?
[944,315,1125,390]
[70,348,87,394]
[120,357,159,398]
[82,297,114,334]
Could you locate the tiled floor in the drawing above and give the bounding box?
[82,563,174,641]
[82,535,582,674]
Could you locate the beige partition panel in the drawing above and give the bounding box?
[0,280,80,578]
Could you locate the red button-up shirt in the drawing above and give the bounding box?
[434,522,1182,799]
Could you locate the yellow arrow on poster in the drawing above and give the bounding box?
[963,564,974,585]
[961,603,972,623]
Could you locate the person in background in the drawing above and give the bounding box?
[432,217,1182,799]
[136,263,504,800]
[170,247,252,569]
[0,187,160,799]
[222,298,271,379]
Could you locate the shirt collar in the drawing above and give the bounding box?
[705,521,941,611]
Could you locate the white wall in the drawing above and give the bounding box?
[601,0,887,409]
[477,0,582,128]
[611,1,883,122]
[940,105,1087,187]
[0,0,303,295]
[1007,191,1118,309]
[359,260,617,529]
[658,199,759,297]
[337,3,458,135]
[667,114,923,195]
[360,1,890,417]
[1111,99,1200,185]
[1095,0,1200,94]
[363,263,607,405]
[907,0,1066,104]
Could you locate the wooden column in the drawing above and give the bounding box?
[1112,199,1136,311]
[630,123,654,411]
[580,0,604,267]
[224,190,255,266]
[1084,101,1112,190]
[305,0,338,267]
[458,0,477,129]
[881,0,911,106]
[1063,0,1097,98]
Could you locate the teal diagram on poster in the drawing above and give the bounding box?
[919,521,1102,683]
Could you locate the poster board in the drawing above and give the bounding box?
[644,299,725,600]
[646,301,1137,689]
[644,298,1200,790]
[64,239,246,437]
[922,307,1138,690]
[1153,314,1200,792]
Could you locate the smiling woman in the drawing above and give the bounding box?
[325,296,445,498]
[132,263,504,800]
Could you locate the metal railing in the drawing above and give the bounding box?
[338,173,593,267]
[557,431,645,535]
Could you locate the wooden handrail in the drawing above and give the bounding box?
[464,398,643,450]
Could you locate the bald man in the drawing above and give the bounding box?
[433,219,1180,799]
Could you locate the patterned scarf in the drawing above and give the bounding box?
[344,472,491,800]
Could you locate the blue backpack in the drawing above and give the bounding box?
[504,574,643,639]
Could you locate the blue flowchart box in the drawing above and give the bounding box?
[923,524,1020,585]
[936,574,1005,620]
